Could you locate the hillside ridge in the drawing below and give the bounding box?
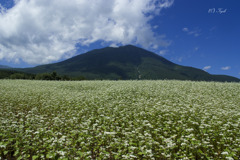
[17,45,239,82]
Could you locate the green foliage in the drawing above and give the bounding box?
[0,69,35,79]
[0,69,86,81]
[9,73,28,79]
[35,72,61,80]
[35,72,85,81]
[62,75,71,81]
[71,75,86,81]
[0,80,240,159]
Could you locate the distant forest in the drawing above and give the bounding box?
[0,70,86,81]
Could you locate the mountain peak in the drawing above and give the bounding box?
[20,45,240,82]
[119,44,137,48]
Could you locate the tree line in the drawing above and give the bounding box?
[0,70,86,81]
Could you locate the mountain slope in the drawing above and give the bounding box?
[21,45,240,82]
[0,65,11,69]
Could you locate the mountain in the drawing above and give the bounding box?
[0,65,11,69]
[20,45,240,82]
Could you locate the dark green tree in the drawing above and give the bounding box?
[9,73,26,79]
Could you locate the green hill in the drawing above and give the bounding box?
[19,45,239,82]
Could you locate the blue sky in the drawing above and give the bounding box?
[0,0,239,78]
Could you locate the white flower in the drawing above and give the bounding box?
[0,145,6,149]
[186,128,194,132]
[104,132,116,135]
[221,151,228,155]
[57,151,66,156]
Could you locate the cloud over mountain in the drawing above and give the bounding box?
[0,0,174,65]
[221,66,231,71]
[203,66,211,71]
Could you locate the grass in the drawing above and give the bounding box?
[0,80,240,159]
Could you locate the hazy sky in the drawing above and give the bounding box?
[0,0,239,78]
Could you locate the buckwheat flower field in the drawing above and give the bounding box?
[0,80,240,159]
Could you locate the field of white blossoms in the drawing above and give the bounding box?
[0,80,240,160]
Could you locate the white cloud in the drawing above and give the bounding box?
[159,50,168,56]
[109,43,119,48]
[182,27,201,37]
[0,0,174,65]
[177,57,183,62]
[221,66,231,70]
[203,66,211,71]
[182,27,189,32]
